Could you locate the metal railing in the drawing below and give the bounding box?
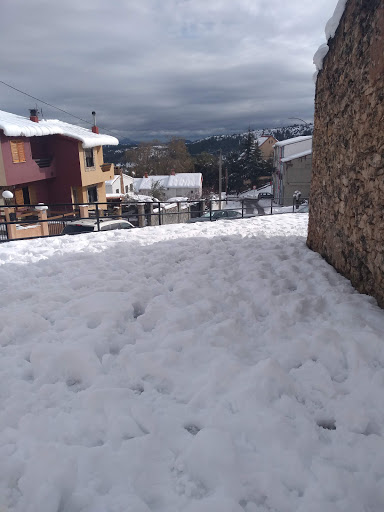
[0,196,309,243]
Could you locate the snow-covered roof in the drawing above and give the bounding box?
[0,110,119,148]
[313,0,348,80]
[281,149,312,163]
[134,173,202,192]
[134,175,168,191]
[105,176,119,186]
[167,173,202,188]
[257,136,268,146]
[106,174,133,186]
[274,136,312,147]
[257,135,274,146]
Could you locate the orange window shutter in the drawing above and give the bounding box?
[14,188,24,205]
[17,141,26,162]
[10,141,20,163]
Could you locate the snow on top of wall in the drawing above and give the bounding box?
[274,136,312,147]
[106,193,124,198]
[0,110,119,148]
[281,149,312,163]
[313,0,349,81]
[325,0,348,40]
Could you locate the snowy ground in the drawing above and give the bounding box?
[1,215,384,512]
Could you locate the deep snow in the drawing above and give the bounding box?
[1,214,384,512]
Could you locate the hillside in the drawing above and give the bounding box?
[103,143,136,164]
[186,124,314,156]
[103,124,314,164]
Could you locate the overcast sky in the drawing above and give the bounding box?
[1,0,337,141]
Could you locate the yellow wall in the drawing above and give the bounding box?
[79,144,113,187]
[77,181,108,205]
[78,143,113,205]
[260,136,277,159]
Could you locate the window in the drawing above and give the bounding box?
[85,148,94,167]
[87,185,98,203]
[10,140,26,163]
[129,184,133,192]
[22,186,31,205]
[115,188,119,193]
[125,185,128,193]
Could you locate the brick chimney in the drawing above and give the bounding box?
[144,172,148,178]
[171,170,175,176]
[29,108,39,123]
[91,111,99,134]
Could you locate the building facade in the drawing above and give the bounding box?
[258,135,278,160]
[0,109,118,206]
[105,173,134,196]
[272,136,312,205]
[134,172,203,200]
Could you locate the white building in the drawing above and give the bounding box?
[273,136,312,206]
[105,174,134,197]
[134,172,203,200]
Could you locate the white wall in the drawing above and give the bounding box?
[283,139,312,158]
[106,175,134,195]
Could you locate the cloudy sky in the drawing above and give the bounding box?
[1,0,337,141]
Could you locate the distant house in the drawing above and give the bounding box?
[272,136,312,205]
[134,172,203,200]
[0,109,118,206]
[105,173,134,197]
[257,135,277,160]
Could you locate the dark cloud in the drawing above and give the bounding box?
[1,0,337,140]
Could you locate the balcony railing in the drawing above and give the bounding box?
[101,163,114,173]
[33,157,53,168]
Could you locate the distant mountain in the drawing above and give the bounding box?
[119,137,139,145]
[186,124,314,156]
[103,124,314,165]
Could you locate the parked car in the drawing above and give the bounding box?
[187,210,249,223]
[61,218,135,235]
[258,192,274,199]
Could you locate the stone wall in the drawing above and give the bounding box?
[307,0,384,307]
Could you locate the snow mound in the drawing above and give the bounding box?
[0,214,384,511]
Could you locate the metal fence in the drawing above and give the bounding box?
[0,196,308,243]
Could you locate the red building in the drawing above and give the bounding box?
[0,109,118,206]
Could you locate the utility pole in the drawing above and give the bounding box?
[120,168,125,196]
[218,149,222,209]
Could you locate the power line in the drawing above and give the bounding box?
[0,80,92,125]
[0,79,123,138]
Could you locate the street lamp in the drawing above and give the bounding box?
[2,190,13,206]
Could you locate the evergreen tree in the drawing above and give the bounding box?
[237,129,266,187]
[226,151,243,194]
[193,152,217,191]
